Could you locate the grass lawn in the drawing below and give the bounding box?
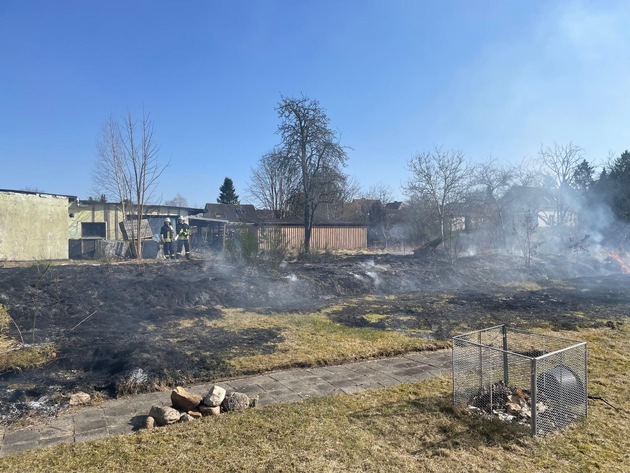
[0,323,627,472]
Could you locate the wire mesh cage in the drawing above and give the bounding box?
[452,325,587,435]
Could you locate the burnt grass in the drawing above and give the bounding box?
[0,252,627,424]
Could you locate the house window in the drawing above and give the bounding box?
[235,208,244,216]
[81,222,106,238]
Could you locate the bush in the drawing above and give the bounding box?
[263,227,289,268]
[225,224,260,263]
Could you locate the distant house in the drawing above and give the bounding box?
[0,189,77,261]
[202,203,259,223]
[500,186,577,228]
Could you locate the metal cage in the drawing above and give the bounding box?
[452,325,587,435]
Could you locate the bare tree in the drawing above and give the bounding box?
[514,157,544,187]
[93,117,130,215]
[248,147,299,218]
[275,95,348,254]
[93,109,168,258]
[513,210,539,268]
[538,142,584,187]
[474,161,515,248]
[538,142,584,227]
[364,182,394,205]
[164,193,188,207]
[316,172,360,221]
[404,147,473,252]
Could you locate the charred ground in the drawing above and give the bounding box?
[0,252,627,424]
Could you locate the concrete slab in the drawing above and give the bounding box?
[3,428,40,445]
[0,440,39,456]
[74,430,109,443]
[74,417,108,435]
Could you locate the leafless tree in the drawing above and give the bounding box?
[317,173,361,221]
[514,157,544,187]
[538,142,584,187]
[473,161,515,248]
[513,210,540,268]
[404,147,473,252]
[164,193,188,207]
[538,142,584,227]
[93,109,168,258]
[93,117,130,215]
[248,147,299,219]
[364,182,395,205]
[275,95,348,254]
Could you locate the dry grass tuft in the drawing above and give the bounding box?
[0,305,56,373]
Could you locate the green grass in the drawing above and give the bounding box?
[0,323,627,472]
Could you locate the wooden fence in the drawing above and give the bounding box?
[257,225,367,251]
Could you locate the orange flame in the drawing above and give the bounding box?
[609,252,630,274]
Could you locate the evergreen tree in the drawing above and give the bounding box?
[572,159,595,191]
[608,151,630,222]
[217,177,240,204]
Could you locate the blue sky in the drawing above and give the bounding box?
[1,1,630,207]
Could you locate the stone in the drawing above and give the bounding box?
[221,392,250,412]
[505,402,522,414]
[198,405,221,416]
[144,416,155,429]
[69,391,91,406]
[149,405,181,426]
[187,410,203,419]
[171,386,202,411]
[249,394,259,408]
[202,385,226,407]
[178,413,196,423]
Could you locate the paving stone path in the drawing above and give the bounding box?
[0,349,452,456]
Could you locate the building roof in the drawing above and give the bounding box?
[0,188,78,201]
[71,200,206,215]
[500,186,556,212]
[203,203,260,223]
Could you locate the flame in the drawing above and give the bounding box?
[609,252,630,274]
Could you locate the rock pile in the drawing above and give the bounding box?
[145,385,258,428]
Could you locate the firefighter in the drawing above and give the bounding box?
[176,216,191,260]
[160,217,175,259]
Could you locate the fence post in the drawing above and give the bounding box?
[502,325,509,385]
[530,357,538,436]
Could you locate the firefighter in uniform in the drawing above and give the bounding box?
[176,216,191,260]
[160,217,175,259]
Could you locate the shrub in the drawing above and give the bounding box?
[263,227,289,268]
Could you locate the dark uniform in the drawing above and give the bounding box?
[176,218,191,259]
[160,220,175,259]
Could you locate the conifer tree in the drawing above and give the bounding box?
[217,177,240,204]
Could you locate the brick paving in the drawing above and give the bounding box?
[0,349,451,457]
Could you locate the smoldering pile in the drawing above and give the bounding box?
[467,381,549,425]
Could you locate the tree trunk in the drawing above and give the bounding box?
[303,208,311,255]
